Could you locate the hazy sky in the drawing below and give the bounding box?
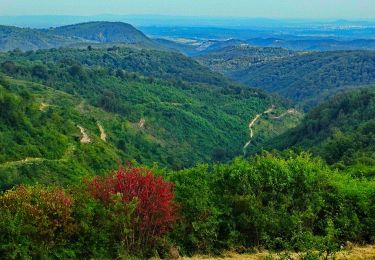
[0,0,374,19]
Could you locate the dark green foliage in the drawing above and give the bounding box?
[231,50,375,109]
[196,45,295,75]
[0,46,235,87]
[0,153,372,258]
[266,88,375,178]
[166,152,375,255]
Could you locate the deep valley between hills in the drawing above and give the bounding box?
[0,21,374,259]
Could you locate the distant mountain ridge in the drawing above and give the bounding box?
[0,22,158,52]
[47,21,156,46]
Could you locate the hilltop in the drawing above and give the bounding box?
[0,22,159,51]
[47,21,156,47]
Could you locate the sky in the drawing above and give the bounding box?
[0,0,374,19]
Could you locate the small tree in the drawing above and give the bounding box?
[88,166,176,255]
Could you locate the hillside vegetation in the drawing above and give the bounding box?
[3,47,233,86]
[231,50,375,109]
[0,25,80,52]
[0,154,373,258]
[264,88,375,178]
[0,47,299,189]
[195,45,296,75]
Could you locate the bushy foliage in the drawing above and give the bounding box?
[167,152,375,255]
[267,88,375,178]
[0,186,76,258]
[0,154,373,258]
[196,45,295,75]
[232,50,375,109]
[0,47,298,188]
[88,166,176,255]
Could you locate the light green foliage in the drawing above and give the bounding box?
[0,47,299,188]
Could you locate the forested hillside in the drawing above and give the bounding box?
[3,47,233,86]
[195,45,296,75]
[0,47,300,189]
[231,50,375,109]
[264,88,375,178]
[47,22,157,47]
[0,22,159,52]
[0,25,80,52]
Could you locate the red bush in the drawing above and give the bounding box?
[88,166,176,238]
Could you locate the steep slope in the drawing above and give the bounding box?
[231,50,375,109]
[48,22,157,47]
[265,88,375,177]
[195,45,296,75]
[0,25,80,52]
[0,47,301,189]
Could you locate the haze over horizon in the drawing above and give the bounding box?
[1,0,375,20]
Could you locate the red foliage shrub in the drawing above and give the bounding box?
[88,166,176,250]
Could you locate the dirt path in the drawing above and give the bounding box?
[243,106,275,154]
[138,118,145,129]
[0,145,76,168]
[97,122,107,142]
[243,106,297,155]
[39,102,49,111]
[78,125,91,144]
[183,245,375,259]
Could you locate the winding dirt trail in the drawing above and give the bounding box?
[243,106,296,155]
[78,125,91,144]
[97,122,107,142]
[0,145,76,168]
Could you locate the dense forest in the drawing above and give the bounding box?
[263,88,375,178]
[0,46,299,190]
[230,50,375,109]
[195,45,296,75]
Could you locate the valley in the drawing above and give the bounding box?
[0,17,374,259]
